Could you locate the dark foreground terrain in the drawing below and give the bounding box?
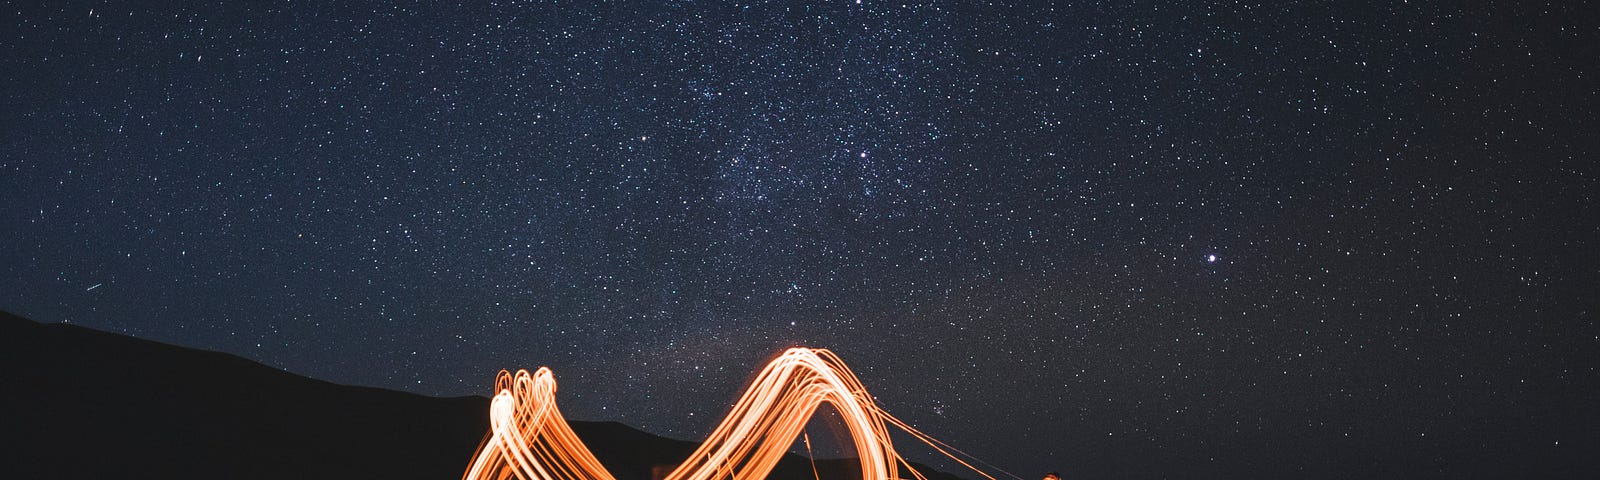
[0,311,964,480]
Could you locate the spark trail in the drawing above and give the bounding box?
[462,347,1012,480]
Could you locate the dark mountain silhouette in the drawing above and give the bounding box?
[0,311,969,480]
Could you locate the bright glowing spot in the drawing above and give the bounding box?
[1206,254,1218,263]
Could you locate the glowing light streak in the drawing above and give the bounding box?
[462,347,1010,480]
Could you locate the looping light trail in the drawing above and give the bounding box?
[462,347,1013,480]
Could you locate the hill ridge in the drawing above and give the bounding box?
[0,311,967,480]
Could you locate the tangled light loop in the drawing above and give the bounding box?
[463,348,989,480]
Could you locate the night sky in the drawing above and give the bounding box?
[3,1,1597,478]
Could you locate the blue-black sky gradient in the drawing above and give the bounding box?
[3,2,1597,478]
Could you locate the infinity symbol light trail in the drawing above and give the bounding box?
[462,348,1000,480]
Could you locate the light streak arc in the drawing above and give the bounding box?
[462,347,997,480]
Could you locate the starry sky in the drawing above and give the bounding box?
[3,1,1597,478]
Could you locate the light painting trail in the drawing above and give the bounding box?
[462,347,1011,480]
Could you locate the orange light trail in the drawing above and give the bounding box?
[462,347,1015,480]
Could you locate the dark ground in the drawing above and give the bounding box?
[0,311,966,480]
